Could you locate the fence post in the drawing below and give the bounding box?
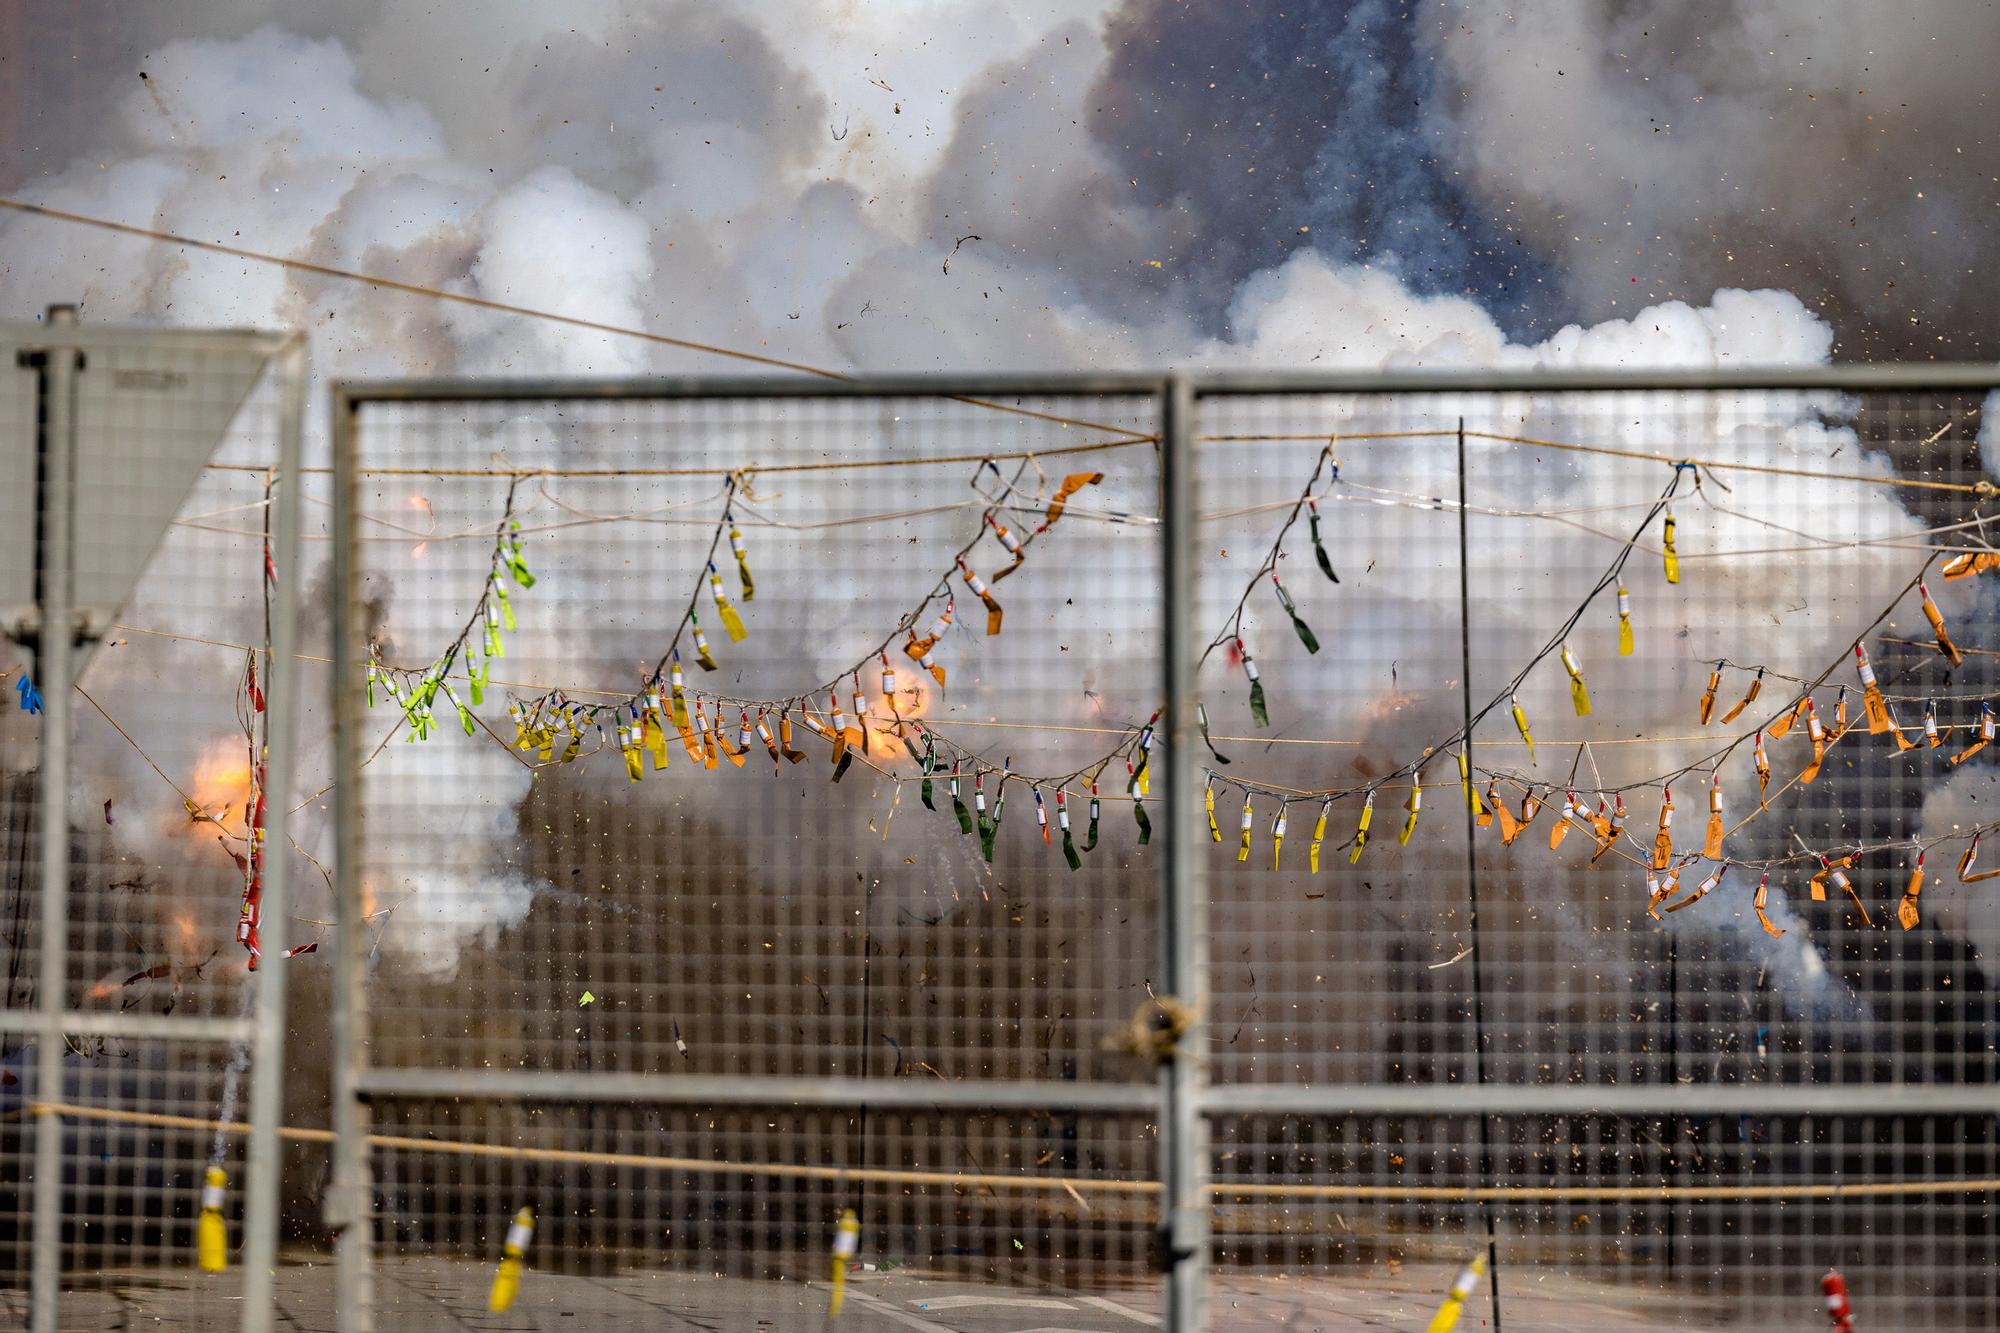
[240,333,308,1332]
[27,305,80,1333]
[1159,373,1208,1330]
[328,387,374,1332]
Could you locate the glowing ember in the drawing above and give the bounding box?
[180,738,253,837]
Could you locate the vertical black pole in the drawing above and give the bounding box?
[1457,419,1504,1331]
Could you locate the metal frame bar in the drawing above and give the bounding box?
[240,333,307,1333]
[355,1069,1161,1111]
[333,363,2000,408]
[0,1012,254,1042]
[1159,374,1206,1332]
[329,387,373,1333]
[1199,1084,2000,1116]
[28,310,80,1333]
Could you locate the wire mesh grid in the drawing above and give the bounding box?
[1,329,297,1321]
[1193,384,2000,1328]
[339,386,1168,1320]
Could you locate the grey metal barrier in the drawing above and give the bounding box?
[328,368,2000,1332]
[0,315,305,1333]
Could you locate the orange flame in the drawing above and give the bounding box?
[868,677,933,758]
[178,738,253,839]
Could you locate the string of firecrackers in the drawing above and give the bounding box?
[479,462,1160,864]
[1457,551,2000,938]
[365,477,536,744]
[1195,450,1690,871]
[1189,456,2000,936]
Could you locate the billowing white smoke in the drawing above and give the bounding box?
[0,12,1962,999]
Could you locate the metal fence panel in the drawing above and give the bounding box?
[326,368,2000,1332]
[0,321,303,1332]
[1193,377,2000,1330]
[333,380,1171,1329]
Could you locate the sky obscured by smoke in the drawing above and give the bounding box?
[3,1,1995,1022]
[4,1,1997,367]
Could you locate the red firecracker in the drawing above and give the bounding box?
[1821,1269,1854,1331]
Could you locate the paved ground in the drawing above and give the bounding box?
[0,1257,1791,1330]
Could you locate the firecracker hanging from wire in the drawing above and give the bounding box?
[1799,699,1828,784]
[1853,643,1891,734]
[482,599,505,661]
[440,681,475,738]
[1923,697,1951,749]
[1720,668,1762,724]
[1821,1269,1855,1333]
[1704,773,1725,858]
[1942,551,2000,580]
[1754,872,1785,938]
[668,654,691,728]
[1134,710,1158,797]
[827,693,853,780]
[1616,583,1635,656]
[1560,643,1591,716]
[1549,790,1576,851]
[1511,696,1536,763]
[505,519,536,588]
[1034,785,1050,845]
[1959,832,2000,882]
[1457,747,1486,818]
[1057,789,1081,869]
[1666,861,1724,915]
[495,580,516,631]
[1272,572,1319,653]
[1918,581,1961,666]
[1475,779,1495,830]
[726,512,755,600]
[958,558,1003,634]
[619,711,643,781]
[779,710,808,764]
[1652,788,1675,870]
[1753,729,1771,805]
[974,771,995,857]
[1768,693,1808,740]
[994,766,1013,855]
[1699,662,1721,725]
[1270,804,1287,870]
[1514,788,1544,845]
[689,613,719,671]
[1039,471,1104,529]
[1198,701,1231,764]
[1121,754,1149,845]
[1490,783,1518,844]
[1899,843,1926,931]
[1646,860,1684,920]
[1401,770,1424,846]
[1306,497,1339,583]
[708,562,748,642]
[1661,508,1680,584]
[1349,790,1374,865]
[721,710,750,768]
[1310,797,1331,872]
[948,761,971,833]
[1237,639,1268,727]
[905,597,953,686]
[1590,795,1626,867]
[1205,777,1221,842]
[1085,781,1101,851]
[986,512,1027,582]
[1950,702,1995,766]
[755,710,781,770]
[918,733,937,808]
[1236,794,1254,863]
[850,673,872,754]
